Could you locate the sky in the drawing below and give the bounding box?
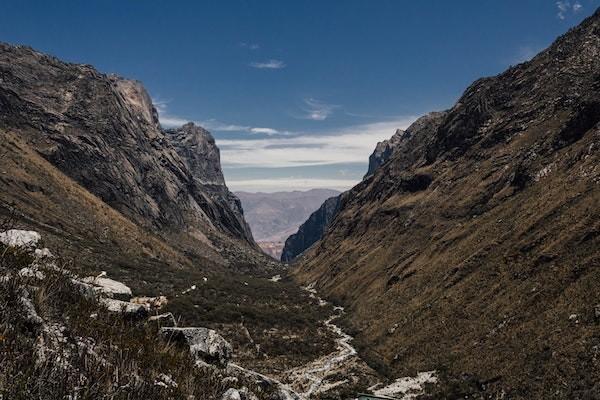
[1,1,597,192]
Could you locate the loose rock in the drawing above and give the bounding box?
[160,327,232,367]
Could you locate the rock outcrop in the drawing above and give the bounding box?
[0,230,41,248]
[294,8,600,398]
[365,129,406,178]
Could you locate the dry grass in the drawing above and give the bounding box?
[0,243,278,400]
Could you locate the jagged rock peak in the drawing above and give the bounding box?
[365,129,407,178]
[165,122,225,186]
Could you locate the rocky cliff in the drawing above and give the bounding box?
[0,42,258,269]
[365,129,406,178]
[294,9,600,399]
[281,195,341,262]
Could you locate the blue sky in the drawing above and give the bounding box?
[1,1,596,192]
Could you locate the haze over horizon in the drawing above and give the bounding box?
[1,0,596,192]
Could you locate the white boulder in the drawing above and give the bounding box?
[0,230,41,248]
[82,275,132,300]
[34,248,53,258]
[100,298,148,317]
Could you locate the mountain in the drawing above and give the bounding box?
[281,195,341,262]
[235,189,340,258]
[0,42,264,273]
[293,9,600,399]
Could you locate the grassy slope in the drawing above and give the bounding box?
[293,12,600,398]
[0,131,335,378]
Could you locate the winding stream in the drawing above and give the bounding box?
[286,283,359,398]
[246,278,436,399]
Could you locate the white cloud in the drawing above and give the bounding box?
[226,177,359,193]
[250,127,280,135]
[217,117,417,168]
[556,1,582,19]
[249,59,286,69]
[300,98,340,121]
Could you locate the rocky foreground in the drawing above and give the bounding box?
[0,229,305,399]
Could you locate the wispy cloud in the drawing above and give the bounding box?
[240,42,260,50]
[556,1,582,19]
[250,127,281,135]
[152,98,283,135]
[226,178,359,193]
[249,59,286,69]
[217,117,417,169]
[300,98,340,121]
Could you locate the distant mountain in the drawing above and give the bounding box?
[293,9,600,398]
[235,189,340,258]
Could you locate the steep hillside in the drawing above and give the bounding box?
[0,43,257,264]
[294,9,600,399]
[236,189,340,258]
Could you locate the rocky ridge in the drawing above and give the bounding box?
[281,114,446,262]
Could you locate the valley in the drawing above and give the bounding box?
[1,4,600,400]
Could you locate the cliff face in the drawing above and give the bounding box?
[294,9,600,398]
[0,42,259,269]
[281,195,341,262]
[165,123,254,242]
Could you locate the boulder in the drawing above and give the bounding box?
[82,275,132,300]
[18,267,45,280]
[34,248,53,258]
[154,373,178,388]
[100,298,148,318]
[0,229,41,248]
[159,327,232,367]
